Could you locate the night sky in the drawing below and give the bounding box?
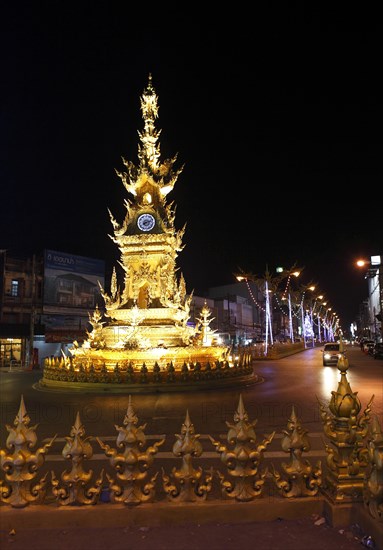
[1,5,382,331]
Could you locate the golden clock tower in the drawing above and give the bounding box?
[69,75,230,368]
[41,75,256,389]
[101,74,195,349]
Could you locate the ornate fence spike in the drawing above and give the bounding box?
[363,414,383,522]
[318,354,374,502]
[0,391,381,525]
[271,405,322,497]
[162,409,212,502]
[51,411,103,505]
[209,394,274,502]
[0,395,56,508]
[97,395,165,505]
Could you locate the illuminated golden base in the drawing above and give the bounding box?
[38,370,261,393]
[68,344,230,369]
[40,346,260,393]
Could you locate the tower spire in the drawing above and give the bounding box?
[138,73,161,170]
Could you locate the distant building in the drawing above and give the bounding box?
[0,250,105,368]
[1,251,266,368]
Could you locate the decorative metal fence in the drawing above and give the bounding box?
[1,362,382,526]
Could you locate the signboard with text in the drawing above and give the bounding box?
[43,249,105,316]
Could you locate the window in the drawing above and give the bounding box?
[324,344,339,351]
[11,280,19,297]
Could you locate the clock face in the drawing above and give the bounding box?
[137,213,155,232]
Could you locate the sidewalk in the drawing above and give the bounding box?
[1,497,381,550]
[0,515,373,550]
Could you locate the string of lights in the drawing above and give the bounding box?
[236,267,340,346]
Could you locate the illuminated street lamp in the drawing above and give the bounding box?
[299,284,316,348]
[314,296,326,343]
[322,307,333,341]
[288,293,294,341]
[236,268,279,356]
[264,278,273,353]
[277,265,301,343]
[356,255,382,341]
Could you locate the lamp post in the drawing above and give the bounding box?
[308,299,315,348]
[322,309,328,341]
[309,293,328,345]
[236,267,279,356]
[264,278,273,353]
[327,310,339,342]
[313,295,325,343]
[299,284,316,348]
[276,265,301,343]
[236,274,265,346]
[288,293,294,341]
[322,307,337,342]
[300,301,306,348]
[356,255,383,342]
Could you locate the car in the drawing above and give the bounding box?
[361,339,375,353]
[365,341,376,356]
[322,342,345,366]
[373,342,383,359]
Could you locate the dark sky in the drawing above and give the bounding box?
[1,5,382,331]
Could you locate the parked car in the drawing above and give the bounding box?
[361,339,375,353]
[373,342,383,359]
[322,342,345,366]
[365,341,376,356]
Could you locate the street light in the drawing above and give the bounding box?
[356,255,383,341]
[298,284,316,348]
[322,307,330,341]
[308,292,324,344]
[314,296,326,343]
[236,273,266,346]
[236,268,279,356]
[277,265,302,343]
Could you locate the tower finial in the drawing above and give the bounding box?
[146,72,154,93]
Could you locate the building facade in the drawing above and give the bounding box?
[0,252,270,368]
[0,250,105,368]
[1,252,315,368]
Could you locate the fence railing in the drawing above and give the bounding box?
[0,390,381,515]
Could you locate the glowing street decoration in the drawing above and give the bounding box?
[304,312,314,343]
[264,280,273,355]
[301,303,306,348]
[288,293,294,342]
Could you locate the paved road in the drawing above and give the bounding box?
[1,345,381,440]
[1,346,382,550]
[1,346,382,476]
